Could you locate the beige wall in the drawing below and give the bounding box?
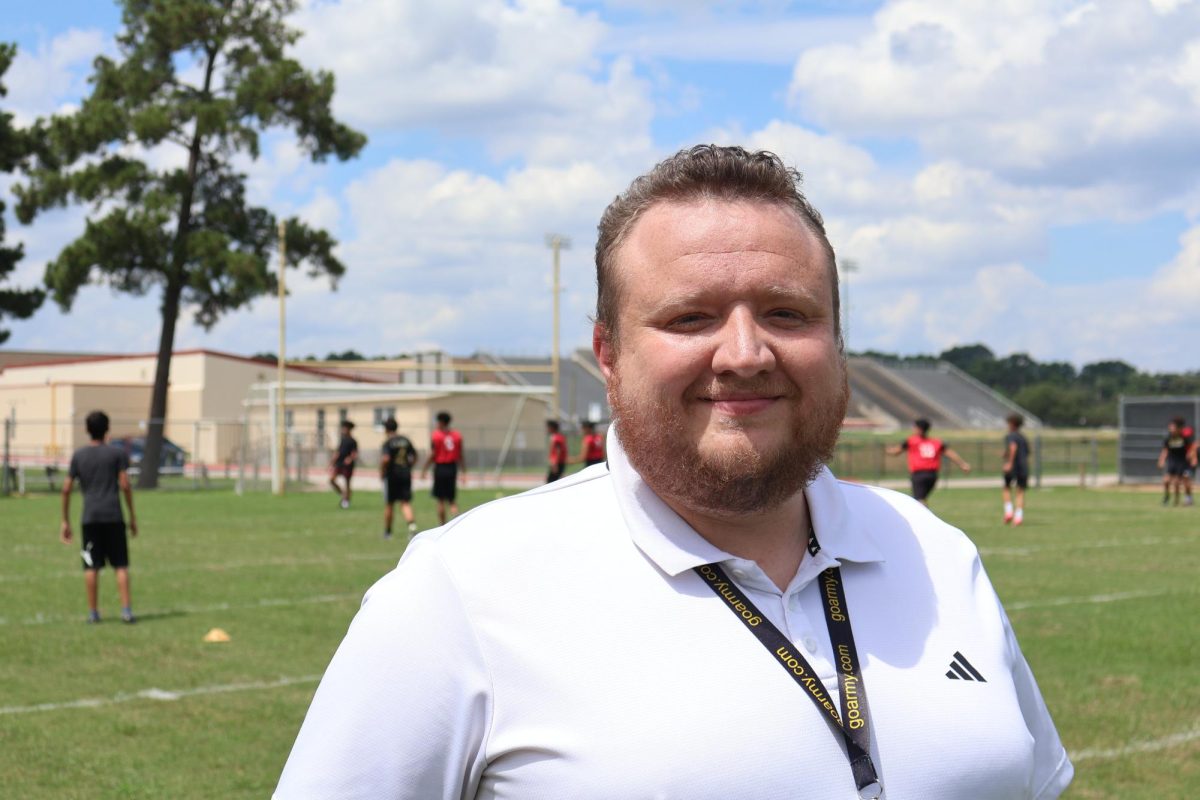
[246,391,552,469]
[0,383,150,461]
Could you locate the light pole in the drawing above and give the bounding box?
[274,219,287,495]
[545,234,571,420]
[840,258,858,351]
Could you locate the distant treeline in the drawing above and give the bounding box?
[856,344,1200,427]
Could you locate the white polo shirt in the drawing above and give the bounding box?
[275,429,1073,799]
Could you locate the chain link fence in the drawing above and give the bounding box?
[2,415,1115,495]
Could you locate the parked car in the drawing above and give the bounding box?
[110,436,187,475]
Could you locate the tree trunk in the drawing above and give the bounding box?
[136,45,216,489]
[137,276,183,489]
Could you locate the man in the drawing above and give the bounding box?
[1002,413,1031,525]
[421,411,464,524]
[329,420,357,509]
[276,146,1071,799]
[61,410,139,624]
[1158,417,1193,506]
[545,419,568,483]
[574,419,606,468]
[886,418,971,505]
[380,417,418,539]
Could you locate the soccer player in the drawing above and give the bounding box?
[886,418,971,505]
[380,417,418,539]
[545,420,568,483]
[574,419,606,468]
[1158,417,1193,506]
[421,411,465,525]
[60,410,139,624]
[1001,413,1031,525]
[329,420,358,509]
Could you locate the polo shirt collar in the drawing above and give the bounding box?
[606,424,885,578]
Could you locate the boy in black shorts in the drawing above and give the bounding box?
[1001,413,1030,525]
[330,420,358,509]
[61,410,139,623]
[380,417,418,539]
[1158,417,1194,506]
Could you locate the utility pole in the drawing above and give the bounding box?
[545,234,571,420]
[274,219,287,496]
[840,258,858,351]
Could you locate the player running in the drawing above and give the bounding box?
[421,411,465,525]
[380,417,418,539]
[1158,417,1194,506]
[329,420,358,509]
[545,420,568,483]
[887,418,971,505]
[1001,413,1030,525]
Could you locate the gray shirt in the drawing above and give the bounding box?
[1004,431,1030,473]
[68,444,129,524]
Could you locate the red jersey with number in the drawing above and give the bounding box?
[582,433,605,462]
[431,429,463,464]
[903,435,945,472]
[549,433,567,467]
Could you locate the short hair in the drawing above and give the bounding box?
[340,420,355,431]
[581,420,595,432]
[1170,416,1185,428]
[436,411,452,426]
[85,411,109,441]
[383,417,398,433]
[1006,413,1024,429]
[595,144,839,345]
[914,418,931,435]
[546,419,560,433]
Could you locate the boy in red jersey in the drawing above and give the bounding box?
[545,420,568,483]
[575,420,606,468]
[421,411,465,524]
[886,418,971,505]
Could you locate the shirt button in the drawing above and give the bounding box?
[803,636,819,653]
[732,568,747,580]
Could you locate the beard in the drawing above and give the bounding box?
[609,364,848,517]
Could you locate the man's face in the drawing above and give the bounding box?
[595,198,847,517]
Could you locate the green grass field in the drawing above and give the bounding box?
[1,483,1196,798]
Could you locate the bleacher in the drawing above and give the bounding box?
[847,358,1037,431]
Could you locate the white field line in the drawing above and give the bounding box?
[1005,588,1178,611]
[0,552,399,585]
[0,591,361,626]
[980,535,1193,557]
[0,674,321,716]
[1072,724,1200,762]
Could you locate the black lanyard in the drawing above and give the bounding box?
[693,531,882,799]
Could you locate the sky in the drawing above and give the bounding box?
[1,0,1198,371]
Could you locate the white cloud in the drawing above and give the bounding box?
[790,0,1200,208]
[5,28,108,123]
[294,0,655,164]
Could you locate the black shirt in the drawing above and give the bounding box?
[1163,432,1192,461]
[381,435,417,479]
[336,434,358,465]
[69,443,129,524]
[1004,431,1030,473]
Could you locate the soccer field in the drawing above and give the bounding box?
[1,484,1196,798]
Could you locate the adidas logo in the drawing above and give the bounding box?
[945,651,987,682]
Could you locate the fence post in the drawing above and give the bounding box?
[1034,435,1043,489]
[192,420,200,489]
[1090,437,1100,487]
[2,416,11,496]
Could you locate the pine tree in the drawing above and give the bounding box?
[0,43,45,344]
[16,1,366,486]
